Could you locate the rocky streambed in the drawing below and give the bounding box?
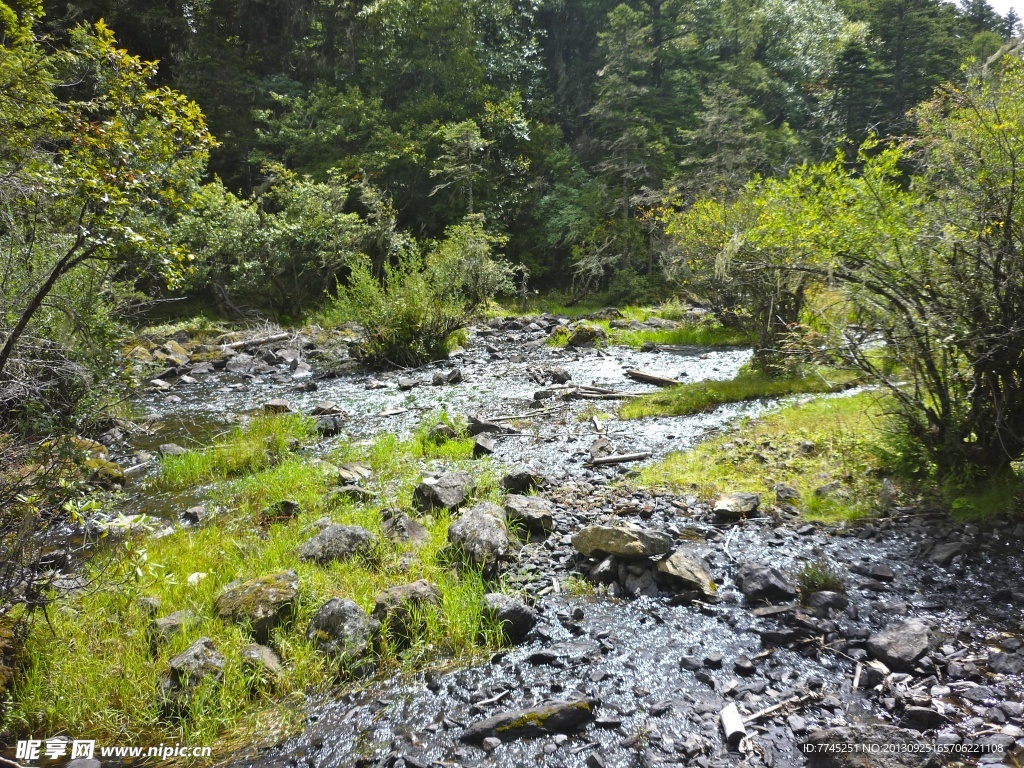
[43,315,1024,767]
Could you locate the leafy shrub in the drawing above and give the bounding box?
[332,253,469,368]
[428,214,515,308]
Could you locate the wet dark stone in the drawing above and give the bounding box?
[482,593,537,644]
[737,562,797,603]
[460,699,597,743]
[867,619,936,672]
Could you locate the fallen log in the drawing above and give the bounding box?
[220,332,290,350]
[586,452,651,466]
[625,368,681,387]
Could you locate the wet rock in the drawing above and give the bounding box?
[414,471,475,512]
[398,377,418,391]
[473,435,495,457]
[713,492,759,521]
[159,443,187,456]
[901,706,948,731]
[501,469,547,493]
[733,655,756,676]
[566,325,606,348]
[296,525,377,565]
[158,638,224,712]
[589,555,618,584]
[432,368,463,385]
[928,542,966,566]
[736,561,797,603]
[264,398,292,413]
[85,458,126,489]
[655,550,716,598]
[503,495,555,537]
[447,502,510,576]
[807,591,849,615]
[372,580,441,643]
[988,651,1024,675]
[241,643,284,678]
[867,619,937,672]
[589,436,614,460]
[460,699,597,743]
[306,598,376,660]
[482,593,537,644]
[803,724,943,766]
[147,610,196,651]
[215,570,299,642]
[381,511,429,548]
[310,401,344,416]
[572,524,672,560]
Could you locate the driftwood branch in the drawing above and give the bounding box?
[586,452,651,466]
[625,368,681,387]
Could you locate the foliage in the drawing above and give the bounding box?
[0,11,212,419]
[6,430,500,749]
[329,253,469,369]
[174,171,368,318]
[427,214,516,309]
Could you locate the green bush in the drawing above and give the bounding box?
[331,253,468,368]
[428,215,515,308]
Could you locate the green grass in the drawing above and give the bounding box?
[608,324,747,349]
[6,420,509,757]
[620,367,861,420]
[154,414,317,491]
[636,392,885,522]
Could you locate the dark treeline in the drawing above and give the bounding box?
[39,0,1024,290]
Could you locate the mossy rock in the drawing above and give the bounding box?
[215,570,300,642]
[85,457,126,489]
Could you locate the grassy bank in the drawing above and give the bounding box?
[620,367,861,420]
[636,392,885,522]
[4,415,505,755]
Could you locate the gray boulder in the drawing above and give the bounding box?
[503,494,555,537]
[501,469,547,493]
[867,619,937,672]
[240,643,284,678]
[158,638,224,711]
[713,492,760,521]
[655,550,716,598]
[447,502,511,576]
[414,471,475,512]
[736,561,797,603]
[372,580,441,643]
[482,593,537,644]
[147,609,196,651]
[461,699,597,744]
[215,570,299,642]
[296,524,376,565]
[306,598,377,660]
[381,511,429,547]
[572,524,671,560]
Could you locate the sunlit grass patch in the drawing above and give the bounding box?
[608,324,747,349]
[154,414,316,491]
[636,392,883,522]
[8,417,510,754]
[620,367,860,420]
